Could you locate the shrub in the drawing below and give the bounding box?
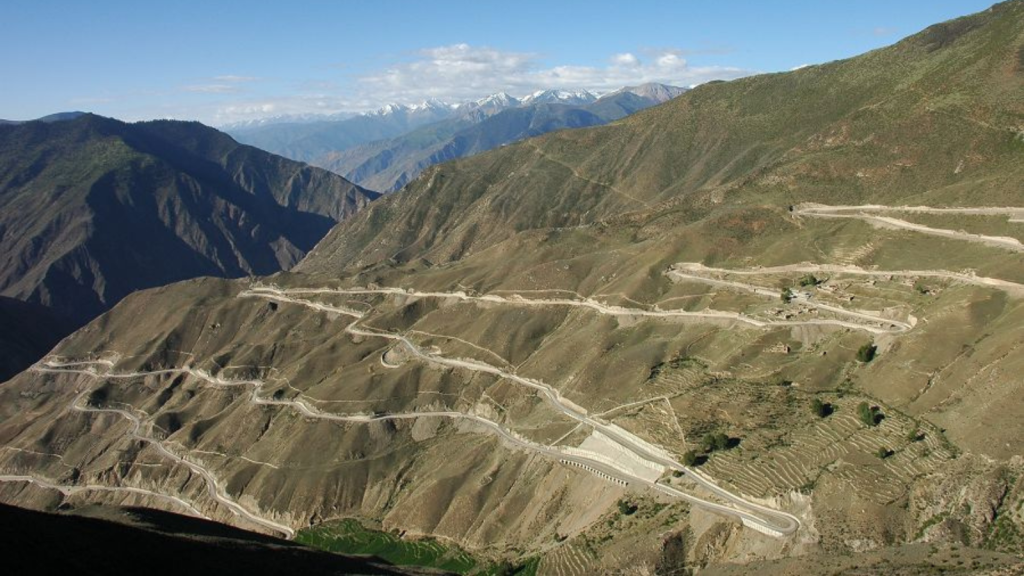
[811,398,832,418]
[856,343,877,363]
[702,432,731,453]
[682,450,698,466]
[877,447,893,459]
[781,288,793,303]
[617,500,638,515]
[799,274,820,287]
[858,402,882,426]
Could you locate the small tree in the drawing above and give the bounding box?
[858,402,878,427]
[617,499,638,515]
[811,398,831,418]
[799,274,820,287]
[856,343,877,363]
[877,447,893,459]
[702,432,730,453]
[781,288,793,304]
[712,433,730,451]
[682,450,698,466]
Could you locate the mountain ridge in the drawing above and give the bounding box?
[226,83,687,177]
[0,3,1022,574]
[309,83,688,192]
[0,113,378,326]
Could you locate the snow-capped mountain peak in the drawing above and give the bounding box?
[369,102,409,117]
[477,92,518,107]
[409,98,449,112]
[520,89,598,106]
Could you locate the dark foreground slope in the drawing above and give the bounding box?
[0,114,378,325]
[0,503,444,576]
[0,4,1021,575]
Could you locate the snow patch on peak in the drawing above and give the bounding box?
[520,89,597,106]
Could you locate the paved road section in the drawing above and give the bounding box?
[239,287,802,536]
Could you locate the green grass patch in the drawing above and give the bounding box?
[296,519,478,573]
[296,519,542,574]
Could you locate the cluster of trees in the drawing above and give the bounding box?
[682,432,737,466]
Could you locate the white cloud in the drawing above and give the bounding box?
[611,53,641,67]
[182,84,239,94]
[213,75,259,83]
[205,44,754,125]
[180,75,259,95]
[357,43,751,104]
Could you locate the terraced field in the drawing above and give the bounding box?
[537,543,597,576]
[700,396,955,504]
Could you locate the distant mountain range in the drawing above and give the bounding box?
[225,100,459,164]
[228,83,686,192]
[0,111,88,125]
[0,113,376,357]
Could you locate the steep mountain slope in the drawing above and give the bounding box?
[0,296,75,383]
[0,114,378,325]
[317,84,686,193]
[304,5,1023,272]
[0,4,1022,575]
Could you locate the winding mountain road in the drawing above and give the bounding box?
[9,280,824,540]
[795,204,1024,252]
[670,262,1024,297]
[243,283,902,334]
[666,266,915,332]
[29,355,800,538]
[0,473,207,518]
[238,287,802,536]
[67,390,297,538]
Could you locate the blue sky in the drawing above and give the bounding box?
[0,0,997,125]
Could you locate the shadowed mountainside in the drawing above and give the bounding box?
[0,503,446,576]
[0,296,75,382]
[0,114,379,326]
